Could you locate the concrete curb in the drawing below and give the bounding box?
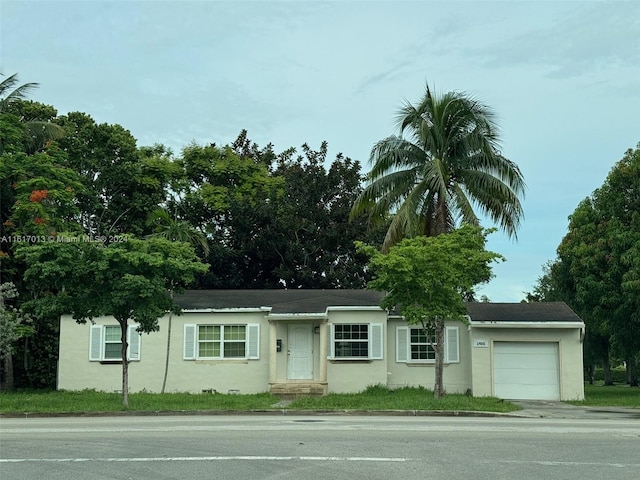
[0,408,518,419]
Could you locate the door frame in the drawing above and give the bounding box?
[287,323,314,380]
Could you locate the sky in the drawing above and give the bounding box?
[2,0,639,302]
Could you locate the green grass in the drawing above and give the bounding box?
[0,389,278,414]
[568,383,640,408]
[0,385,519,415]
[288,385,519,413]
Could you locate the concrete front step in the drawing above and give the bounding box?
[270,382,328,398]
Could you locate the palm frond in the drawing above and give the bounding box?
[0,73,39,112]
[352,82,525,248]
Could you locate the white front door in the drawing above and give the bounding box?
[287,324,313,379]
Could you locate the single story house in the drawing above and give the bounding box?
[57,290,585,401]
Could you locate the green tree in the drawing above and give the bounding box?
[351,84,525,252]
[55,113,180,237]
[146,208,209,393]
[0,282,34,391]
[552,144,640,385]
[195,132,386,289]
[0,145,86,390]
[170,140,285,287]
[0,74,64,154]
[17,237,209,405]
[357,225,502,398]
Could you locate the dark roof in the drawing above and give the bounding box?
[175,289,385,314]
[175,290,582,322]
[465,302,583,323]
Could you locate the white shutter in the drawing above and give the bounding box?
[127,325,141,361]
[246,324,260,359]
[445,326,459,363]
[183,324,197,360]
[89,325,103,361]
[328,323,335,358]
[369,323,383,359]
[396,326,409,363]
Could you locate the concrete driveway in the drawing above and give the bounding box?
[511,400,640,420]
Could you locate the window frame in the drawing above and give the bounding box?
[183,323,260,361]
[409,327,437,362]
[89,324,141,362]
[329,323,383,360]
[396,325,459,364]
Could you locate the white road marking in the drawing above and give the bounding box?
[493,460,640,469]
[0,455,408,463]
[2,456,640,468]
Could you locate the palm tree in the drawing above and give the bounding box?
[146,208,209,393]
[0,73,64,154]
[351,84,525,398]
[351,84,525,252]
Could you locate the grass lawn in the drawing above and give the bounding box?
[288,385,518,413]
[567,382,640,408]
[0,385,519,415]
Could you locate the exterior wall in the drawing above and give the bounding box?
[386,318,472,394]
[58,311,271,394]
[59,308,584,400]
[470,326,585,400]
[325,309,389,393]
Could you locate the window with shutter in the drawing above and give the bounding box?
[329,323,383,360]
[397,325,459,364]
[89,324,142,362]
[184,324,260,360]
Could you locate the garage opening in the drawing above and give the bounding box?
[493,342,560,400]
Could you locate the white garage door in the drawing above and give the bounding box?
[493,342,560,400]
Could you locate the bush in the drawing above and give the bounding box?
[588,367,627,384]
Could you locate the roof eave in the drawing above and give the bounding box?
[470,321,584,328]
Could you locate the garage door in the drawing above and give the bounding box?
[493,342,560,400]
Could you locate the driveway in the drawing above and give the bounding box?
[511,400,640,420]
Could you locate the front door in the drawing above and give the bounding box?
[287,324,313,379]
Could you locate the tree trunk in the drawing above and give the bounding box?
[628,357,639,387]
[120,318,129,407]
[433,320,445,399]
[2,356,14,392]
[602,354,613,386]
[587,364,596,385]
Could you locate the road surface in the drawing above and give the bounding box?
[1,414,639,479]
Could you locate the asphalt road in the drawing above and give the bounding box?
[1,415,639,480]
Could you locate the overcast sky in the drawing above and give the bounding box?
[2,0,639,301]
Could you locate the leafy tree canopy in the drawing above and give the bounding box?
[541,143,640,384]
[357,225,502,397]
[16,237,209,404]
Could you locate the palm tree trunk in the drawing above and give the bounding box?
[161,290,175,394]
[160,312,173,393]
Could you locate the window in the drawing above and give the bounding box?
[183,324,260,360]
[396,325,459,364]
[410,328,437,361]
[329,323,383,360]
[89,324,141,362]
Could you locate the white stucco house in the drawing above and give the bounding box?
[57,290,585,401]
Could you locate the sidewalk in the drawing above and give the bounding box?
[509,400,640,420]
